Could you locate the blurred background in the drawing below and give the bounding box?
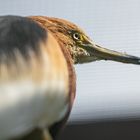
[1,0,140,139]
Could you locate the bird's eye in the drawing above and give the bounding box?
[73,33,81,40]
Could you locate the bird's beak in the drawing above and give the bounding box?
[82,40,140,65]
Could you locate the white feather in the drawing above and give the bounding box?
[0,78,68,140]
[0,32,69,140]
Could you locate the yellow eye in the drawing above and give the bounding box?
[73,32,81,40]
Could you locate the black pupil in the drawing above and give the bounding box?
[74,33,80,40]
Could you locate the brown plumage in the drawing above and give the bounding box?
[0,15,139,140]
[29,16,76,104]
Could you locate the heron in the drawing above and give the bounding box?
[0,15,139,140]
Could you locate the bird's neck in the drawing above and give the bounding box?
[28,16,75,64]
[29,15,76,109]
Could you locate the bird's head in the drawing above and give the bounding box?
[31,16,140,65]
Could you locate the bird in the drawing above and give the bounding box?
[0,15,140,140]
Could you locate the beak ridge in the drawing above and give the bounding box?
[87,43,140,65]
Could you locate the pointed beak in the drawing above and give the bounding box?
[83,42,140,65]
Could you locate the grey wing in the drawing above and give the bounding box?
[0,15,49,140]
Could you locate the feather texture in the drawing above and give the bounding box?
[0,16,76,140]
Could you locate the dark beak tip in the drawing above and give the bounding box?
[91,44,140,65]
